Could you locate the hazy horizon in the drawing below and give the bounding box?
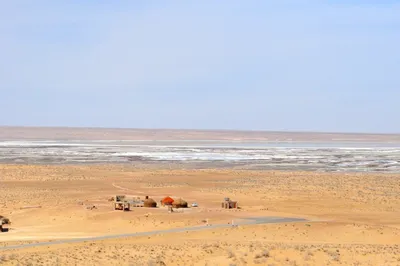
[1,126,400,143]
[1,1,399,133]
[0,125,400,135]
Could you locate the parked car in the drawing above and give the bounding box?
[191,202,198,207]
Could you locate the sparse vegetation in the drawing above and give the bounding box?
[0,167,399,265]
[227,250,236,258]
[8,254,17,260]
[259,250,270,258]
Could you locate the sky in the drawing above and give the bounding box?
[1,1,399,133]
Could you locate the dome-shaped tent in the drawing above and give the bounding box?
[161,196,174,206]
[172,198,188,208]
[144,196,157,208]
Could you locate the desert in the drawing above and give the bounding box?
[1,162,399,265]
[2,0,399,264]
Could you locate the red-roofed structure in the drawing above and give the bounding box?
[161,196,174,206]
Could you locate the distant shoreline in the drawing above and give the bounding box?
[1,126,399,142]
[0,139,399,172]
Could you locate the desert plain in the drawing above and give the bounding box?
[0,164,399,266]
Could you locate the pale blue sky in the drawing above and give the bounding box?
[1,1,399,133]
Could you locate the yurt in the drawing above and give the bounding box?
[161,196,174,206]
[144,196,157,208]
[172,198,188,208]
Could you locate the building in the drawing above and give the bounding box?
[222,197,238,209]
[161,196,174,206]
[0,216,10,232]
[172,198,188,208]
[114,195,130,211]
[144,196,157,208]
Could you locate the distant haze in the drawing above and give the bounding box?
[1,1,399,133]
[1,126,400,142]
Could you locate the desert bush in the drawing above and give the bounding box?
[227,250,236,259]
[8,254,17,260]
[255,250,270,259]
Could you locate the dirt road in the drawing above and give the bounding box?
[0,216,306,251]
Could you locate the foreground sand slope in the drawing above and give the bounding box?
[0,165,399,265]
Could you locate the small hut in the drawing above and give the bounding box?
[161,196,174,206]
[144,196,157,208]
[114,195,130,211]
[0,216,10,233]
[222,197,238,209]
[131,197,144,207]
[172,198,188,208]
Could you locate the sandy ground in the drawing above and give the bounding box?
[0,165,399,265]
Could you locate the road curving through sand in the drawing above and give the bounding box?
[0,216,306,251]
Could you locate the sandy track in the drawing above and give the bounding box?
[0,216,306,251]
[111,183,145,194]
[111,183,133,192]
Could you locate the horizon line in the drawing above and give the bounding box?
[0,125,399,136]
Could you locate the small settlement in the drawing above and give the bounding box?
[113,195,237,211]
[113,195,192,212]
[1,196,239,233]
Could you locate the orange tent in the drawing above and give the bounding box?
[161,196,174,206]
